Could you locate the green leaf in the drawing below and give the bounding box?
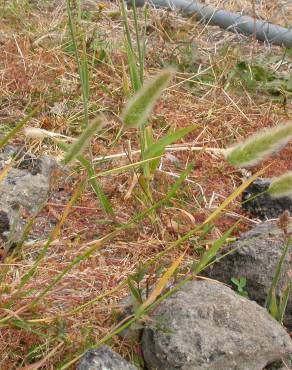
[278,280,291,323]
[265,236,292,309]
[63,116,104,164]
[77,156,114,217]
[268,171,292,198]
[131,264,148,284]
[122,68,175,129]
[225,121,292,167]
[144,125,197,173]
[239,277,246,288]
[56,140,114,217]
[81,42,89,102]
[125,39,141,92]
[231,277,239,286]
[269,289,279,320]
[128,278,142,304]
[193,222,238,274]
[144,125,197,159]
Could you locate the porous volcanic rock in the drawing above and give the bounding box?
[0,147,57,245]
[204,221,292,329]
[242,178,292,220]
[142,280,292,370]
[77,345,138,370]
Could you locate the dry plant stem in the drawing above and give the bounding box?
[0,180,87,323]
[20,341,64,370]
[93,145,223,162]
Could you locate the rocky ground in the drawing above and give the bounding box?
[0,0,291,369]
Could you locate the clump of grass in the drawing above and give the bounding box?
[1,0,292,368]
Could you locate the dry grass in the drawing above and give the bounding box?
[0,0,291,368]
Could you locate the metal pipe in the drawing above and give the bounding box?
[128,0,292,48]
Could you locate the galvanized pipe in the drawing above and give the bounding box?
[128,0,292,48]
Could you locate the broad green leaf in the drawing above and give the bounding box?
[268,171,292,197]
[63,116,104,164]
[239,277,247,288]
[122,68,175,129]
[225,121,292,167]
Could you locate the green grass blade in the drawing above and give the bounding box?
[193,222,239,274]
[132,0,144,84]
[278,279,291,323]
[92,156,161,178]
[269,289,279,320]
[0,106,40,150]
[66,0,89,127]
[128,277,143,304]
[125,39,141,92]
[122,68,175,129]
[268,171,292,197]
[143,125,197,173]
[120,0,134,54]
[120,0,141,91]
[265,236,291,308]
[225,121,292,167]
[78,156,115,217]
[141,6,148,83]
[63,117,104,164]
[23,166,193,313]
[81,41,89,102]
[144,125,197,172]
[56,140,114,217]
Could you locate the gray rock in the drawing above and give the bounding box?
[242,178,292,220]
[204,221,292,329]
[77,345,138,370]
[0,148,57,245]
[142,280,292,370]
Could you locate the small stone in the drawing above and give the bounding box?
[0,148,58,244]
[77,345,138,370]
[242,178,292,220]
[142,280,292,370]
